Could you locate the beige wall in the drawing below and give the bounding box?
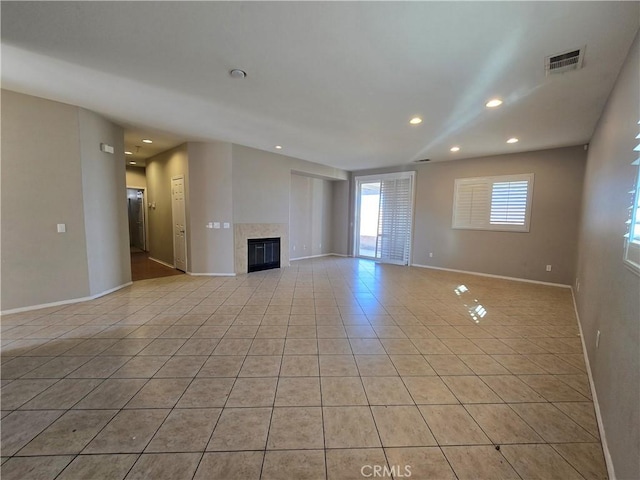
[1,90,130,311]
[1,91,90,310]
[415,147,586,285]
[232,144,348,225]
[145,144,189,266]
[331,178,351,255]
[575,33,639,480]
[187,141,234,274]
[78,108,130,296]
[125,166,147,188]
[353,146,586,284]
[290,174,334,259]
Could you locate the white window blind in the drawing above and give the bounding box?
[355,171,415,265]
[378,177,413,264]
[490,180,529,225]
[453,174,534,232]
[452,182,490,229]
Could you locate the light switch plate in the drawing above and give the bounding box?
[57,223,66,233]
[213,222,220,229]
[223,223,230,229]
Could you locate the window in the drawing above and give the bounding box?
[623,123,640,273]
[452,174,534,232]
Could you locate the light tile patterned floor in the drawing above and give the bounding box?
[0,257,608,479]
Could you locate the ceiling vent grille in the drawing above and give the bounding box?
[545,47,585,75]
[413,158,430,163]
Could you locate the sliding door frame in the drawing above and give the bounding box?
[353,171,416,264]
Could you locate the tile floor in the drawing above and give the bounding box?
[0,257,608,479]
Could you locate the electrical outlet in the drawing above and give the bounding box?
[546,265,552,272]
[429,252,433,258]
[293,245,296,251]
[596,330,601,348]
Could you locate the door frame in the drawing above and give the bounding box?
[353,171,416,264]
[171,175,187,272]
[126,185,148,251]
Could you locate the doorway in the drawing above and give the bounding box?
[355,172,415,265]
[127,188,146,252]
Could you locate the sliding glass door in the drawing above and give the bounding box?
[355,172,415,265]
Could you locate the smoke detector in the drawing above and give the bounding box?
[545,47,585,75]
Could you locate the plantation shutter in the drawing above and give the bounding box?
[452,181,490,229]
[490,180,529,225]
[452,174,533,232]
[377,176,413,265]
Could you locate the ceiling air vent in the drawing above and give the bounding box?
[545,47,585,75]
[413,158,430,163]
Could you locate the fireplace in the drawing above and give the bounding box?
[247,237,281,272]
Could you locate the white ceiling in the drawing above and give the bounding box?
[2,2,638,171]
[122,127,187,167]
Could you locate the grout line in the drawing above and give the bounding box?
[570,286,615,480]
[1,258,610,480]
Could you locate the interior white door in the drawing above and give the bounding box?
[171,175,187,272]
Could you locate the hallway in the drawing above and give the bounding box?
[130,251,183,282]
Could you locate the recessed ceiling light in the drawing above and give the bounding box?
[506,137,519,144]
[450,146,460,152]
[486,99,503,108]
[125,151,133,155]
[129,161,137,165]
[409,117,423,125]
[142,139,153,144]
[275,145,283,150]
[230,69,247,79]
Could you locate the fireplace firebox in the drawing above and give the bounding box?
[247,237,281,272]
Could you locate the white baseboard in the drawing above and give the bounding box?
[148,257,175,269]
[410,263,572,288]
[570,288,615,480]
[1,281,133,315]
[187,272,236,277]
[291,253,335,261]
[148,257,176,269]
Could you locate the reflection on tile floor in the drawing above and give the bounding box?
[0,257,608,479]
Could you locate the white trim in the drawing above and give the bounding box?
[354,171,416,182]
[410,263,571,288]
[353,171,416,264]
[148,256,175,269]
[1,282,133,315]
[186,272,236,277]
[290,253,335,261]
[328,253,349,257]
[570,288,615,480]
